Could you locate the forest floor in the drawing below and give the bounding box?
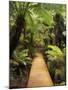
[27,53,53,87]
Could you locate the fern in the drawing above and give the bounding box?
[46,45,64,62]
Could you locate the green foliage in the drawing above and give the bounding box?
[46,45,64,61]
[9,1,66,87]
[13,49,32,65]
[46,45,66,85]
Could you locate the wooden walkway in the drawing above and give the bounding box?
[27,53,53,87]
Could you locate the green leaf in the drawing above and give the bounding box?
[46,45,64,62]
[47,45,64,57]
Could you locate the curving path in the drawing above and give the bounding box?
[27,53,53,87]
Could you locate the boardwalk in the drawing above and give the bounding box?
[27,53,53,87]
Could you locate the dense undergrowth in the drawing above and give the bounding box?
[9,1,66,88]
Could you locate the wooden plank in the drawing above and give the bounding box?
[27,53,53,87]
